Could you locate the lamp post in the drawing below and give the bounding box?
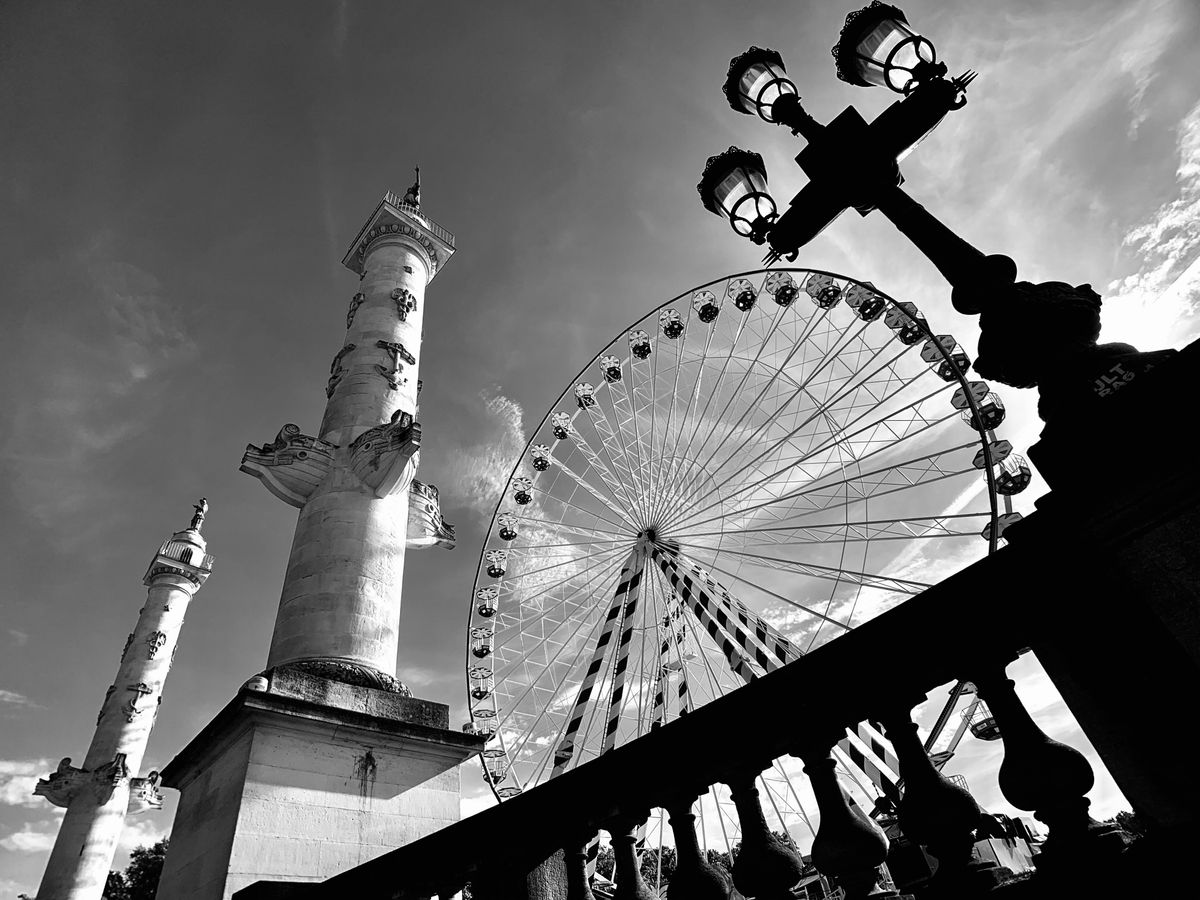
[698,1,1170,429]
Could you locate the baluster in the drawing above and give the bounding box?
[664,792,744,900]
[796,746,896,899]
[565,833,598,900]
[606,814,656,900]
[972,664,1092,839]
[879,707,1005,895]
[725,768,805,899]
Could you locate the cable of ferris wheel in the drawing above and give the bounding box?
[665,390,960,536]
[665,296,866,525]
[680,300,883,500]
[662,345,936,536]
[543,444,643,528]
[528,481,634,534]
[671,547,853,631]
[612,350,657,519]
[678,510,989,542]
[589,381,653,523]
[490,550,628,703]
[676,463,975,550]
[662,282,797,519]
[658,336,920,533]
[659,293,757,518]
[690,544,930,595]
[655,296,723,520]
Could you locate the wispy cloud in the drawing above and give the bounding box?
[439,388,528,517]
[0,239,197,543]
[0,690,40,711]
[7,629,29,647]
[1105,99,1200,348]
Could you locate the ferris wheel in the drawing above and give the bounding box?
[463,268,1029,864]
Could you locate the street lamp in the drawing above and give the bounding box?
[697,3,1168,427]
[832,1,945,93]
[697,147,777,244]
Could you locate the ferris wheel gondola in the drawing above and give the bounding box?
[463,268,1029,868]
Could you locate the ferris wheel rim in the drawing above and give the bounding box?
[463,265,1009,801]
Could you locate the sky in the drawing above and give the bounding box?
[2,0,1199,892]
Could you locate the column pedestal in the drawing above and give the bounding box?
[156,669,480,900]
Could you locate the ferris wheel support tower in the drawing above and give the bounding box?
[156,178,482,900]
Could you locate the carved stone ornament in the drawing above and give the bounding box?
[391,287,417,321]
[97,684,115,724]
[375,339,416,391]
[124,682,155,722]
[240,424,337,508]
[35,754,129,807]
[348,410,421,498]
[331,343,357,374]
[347,292,365,329]
[145,631,167,659]
[407,479,456,550]
[121,632,134,660]
[127,772,164,815]
[355,221,441,276]
[270,660,412,697]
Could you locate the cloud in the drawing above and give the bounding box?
[440,388,528,517]
[460,789,497,820]
[117,817,168,853]
[0,690,39,711]
[0,819,59,853]
[1104,99,1200,348]
[0,759,53,808]
[8,629,29,647]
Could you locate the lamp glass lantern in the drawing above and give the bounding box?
[722,46,798,123]
[834,2,939,94]
[697,147,777,243]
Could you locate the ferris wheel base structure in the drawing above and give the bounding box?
[157,667,481,900]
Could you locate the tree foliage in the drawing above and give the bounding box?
[102,838,169,900]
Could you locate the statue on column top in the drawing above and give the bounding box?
[403,166,421,208]
[190,498,209,532]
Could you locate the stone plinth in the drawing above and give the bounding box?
[156,669,482,900]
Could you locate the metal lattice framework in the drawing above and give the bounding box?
[464,268,1028,865]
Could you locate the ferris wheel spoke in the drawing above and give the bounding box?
[659,337,915,532]
[663,303,760,518]
[543,450,641,529]
[528,481,634,534]
[664,372,950,535]
[677,549,854,630]
[683,512,989,546]
[503,537,629,554]
[696,545,930,595]
[493,566,625,762]
[511,512,630,544]
[580,392,650,522]
[655,312,721,518]
[676,448,974,537]
[680,307,877,506]
[563,418,645,526]
[668,304,859,524]
[492,548,628,640]
[613,358,656,518]
[493,542,627,588]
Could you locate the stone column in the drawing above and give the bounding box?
[243,192,454,689]
[35,504,213,900]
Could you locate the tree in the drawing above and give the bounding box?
[102,838,169,900]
